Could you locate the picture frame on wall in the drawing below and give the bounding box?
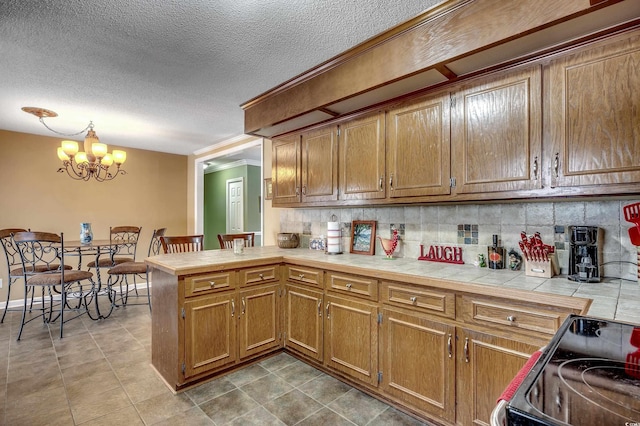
[350,220,376,255]
[264,178,273,200]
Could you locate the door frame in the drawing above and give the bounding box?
[193,136,263,244]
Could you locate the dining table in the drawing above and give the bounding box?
[63,239,119,320]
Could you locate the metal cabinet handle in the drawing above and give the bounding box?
[209,281,216,287]
[258,273,264,280]
[379,176,383,191]
[464,337,469,363]
[302,185,306,195]
[231,299,235,317]
[507,315,516,322]
[389,173,394,190]
[242,297,246,315]
[317,300,322,316]
[410,296,417,303]
[533,156,538,180]
[345,283,352,289]
[326,302,330,319]
[298,273,305,279]
[554,153,559,178]
[447,334,452,358]
[295,186,300,196]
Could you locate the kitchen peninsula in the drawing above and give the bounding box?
[146,246,593,425]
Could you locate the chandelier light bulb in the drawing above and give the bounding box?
[112,150,127,165]
[57,147,70,161]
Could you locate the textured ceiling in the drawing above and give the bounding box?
[0,0,440,155]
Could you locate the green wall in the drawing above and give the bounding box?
[203,165,261,249]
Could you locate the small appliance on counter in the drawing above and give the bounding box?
[504,315,640,425]
[567,226,602,283]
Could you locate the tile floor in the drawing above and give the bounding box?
[0,294,433,426]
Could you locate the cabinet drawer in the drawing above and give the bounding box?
[458,295,564,336]
[326,272,377,300]
[382,282,455,319]
[239,264,280,287]
[285,265,323,288]
[185,271,236,297]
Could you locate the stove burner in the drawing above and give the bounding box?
[555,358,640,422]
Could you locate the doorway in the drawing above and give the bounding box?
[194,136,263,249]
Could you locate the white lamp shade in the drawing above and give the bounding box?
[101,153,114,166]
[112,150,126,165]
[75,151,88,164]
[57,147,70,161]
[92,142,108,158]
[61,140,79,156]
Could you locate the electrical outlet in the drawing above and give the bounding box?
[0,278,3,288]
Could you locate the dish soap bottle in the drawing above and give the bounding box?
[488,234,504,269]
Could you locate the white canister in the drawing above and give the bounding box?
[326,221,342,254]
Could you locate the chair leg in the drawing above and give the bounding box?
[59,286,65,339]
[1,277,14,323]
[16,286,29,341]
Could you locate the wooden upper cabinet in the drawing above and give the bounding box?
[548,31,640,188]
[339,112,386,200]
[301,126,338,202]
[451,66,542,194]
[272,134,301,204]
[386,92,451,198]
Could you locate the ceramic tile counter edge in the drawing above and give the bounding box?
[145,246,640,323]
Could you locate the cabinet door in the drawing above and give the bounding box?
[272,134,301,204]
[301,125,338,202]
[184,293,237,378]
[324,295,378,386]
[380,307,455,423]
[456,328,540,426]
[548,32,640,188]
[238,284,281,360]
[386,93,451,197]
[451,66,542,194]
[339,112,386,200]
[284,284,324,362]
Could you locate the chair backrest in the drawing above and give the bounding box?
[0,228,28,276]
[110,226,142,259]
[12,231,64,275]
[147,228,167,256]
[160,235,204,254]
[217,233,255,249]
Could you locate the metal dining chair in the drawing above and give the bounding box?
[12,231,94,340]
[160,235,204,254]
[1,228,75,324]
[217,232,255,249]
[106,228,166,311]
[0,228,29,323]
[87,226,142,269]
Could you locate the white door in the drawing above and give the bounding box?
[227,178,244,233]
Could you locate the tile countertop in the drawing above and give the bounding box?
[145,246,640,324]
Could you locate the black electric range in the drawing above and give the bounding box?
[506,314,640,425]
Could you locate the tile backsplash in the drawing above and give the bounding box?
[279,200,640,282]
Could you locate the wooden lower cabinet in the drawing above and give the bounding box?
[238,283,282,360]
[456,327,542,426]
[380,307,456,423]
[324,294,379,387]
[183,291,237,379]
[284,284,324,361]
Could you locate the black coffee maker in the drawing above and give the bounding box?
[568,226,602,283]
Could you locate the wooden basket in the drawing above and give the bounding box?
[277,233,299,248]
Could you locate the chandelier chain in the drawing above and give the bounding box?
[39,117,93,137]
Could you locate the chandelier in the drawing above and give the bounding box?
[22,107,127,182]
